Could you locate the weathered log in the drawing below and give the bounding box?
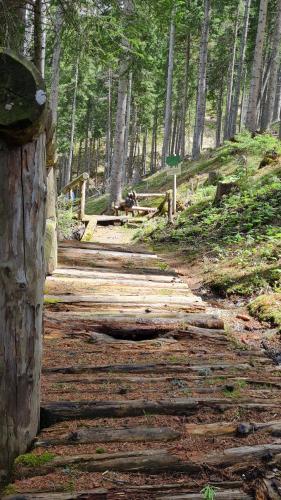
[0,49,47,145]
[14,449,196,479]
[0,51,47,477]
[185,420,281,437]
[43,361,249,376]
[35,426,180,447]
[157,491,252,500]
[40,396,279,427]
[2,489,108,500]
[44,293,203,306]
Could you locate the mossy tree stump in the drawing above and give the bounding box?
[0,50,47,479]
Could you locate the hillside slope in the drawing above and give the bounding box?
[87,133,281,330]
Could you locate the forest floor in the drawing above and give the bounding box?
[4,225,281,499]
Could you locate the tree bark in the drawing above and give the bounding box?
[161,10,175,168]
[261,2,281,131]
[216,79,224,147]
[229,0,251,137]
[66,55,80,185]
[122,71,132,183]
[192,0,211,159]
[223,16,239,140]
[180,34,191,158]
[109,0,134,206]
[0,50,46,477]
[105,69,112,181]
[34,0,46,77]
[45,4,64,275]
[245,0,269,132]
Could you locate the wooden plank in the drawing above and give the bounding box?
[44,294,203,305]
[185,420,281,437]
[136,193,165,198]
[54,267,180,281]
[3,489,108,500]
[59,247,158,259]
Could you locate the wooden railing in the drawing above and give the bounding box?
[62,172,89,221]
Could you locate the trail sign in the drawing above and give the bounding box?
[166,155,181,167]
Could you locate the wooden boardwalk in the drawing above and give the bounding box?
[6,237,281,499]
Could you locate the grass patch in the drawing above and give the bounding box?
[248,293,281,331]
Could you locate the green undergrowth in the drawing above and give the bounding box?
[135,133,281,315]
[248,293,281,331]
[14,452,55,468]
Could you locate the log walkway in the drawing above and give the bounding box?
[6,233,281,499]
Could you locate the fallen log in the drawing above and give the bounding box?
[185,420,281,437]
[2,489,108,500]
[40,397,280,427]
[14,448,197,479]
[13,443,281,481]
[157,491,252,500]
[44,294,202,305]
[35,426,180,447]
[43,361,250,376]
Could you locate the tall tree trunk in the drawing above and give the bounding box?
[150,101,158,173]
[105,69,112,181]
[273,66,281,122]
[229,0,251,137]
[192,0,211,160]
[123,71,133,183]
[223,15,239,140]
[261,3,281,131]
[216,80,224,147]
[109,0,133,206]
[127,102,137,182]
[34,0,46,77]
[239,69,248,131]
[180,34,191,158]
[246,0,269,133]
[161,10,175,168]
[109,61,129,205]
[142,127,148,175]
[66,55,80,185]
[170,106,179,155]
[45,4,63,275]
[0,49,46,478]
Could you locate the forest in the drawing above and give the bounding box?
[0,0,281,499]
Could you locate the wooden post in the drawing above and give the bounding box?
[173,174,177,214]
[62,172,89,221]
[0,49,47,477]
[79,180,87,221]
[167,190,173,222]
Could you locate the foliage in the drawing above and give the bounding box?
[57,195,77,238]
[14,452,55,467]
[201,484,218,500]
[136,134,281,298]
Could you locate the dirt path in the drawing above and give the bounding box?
[6,227,281,499]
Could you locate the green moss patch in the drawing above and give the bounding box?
[14,452,55,468]
[248,293,281,331]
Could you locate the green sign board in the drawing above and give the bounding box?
[166,155,182,167]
